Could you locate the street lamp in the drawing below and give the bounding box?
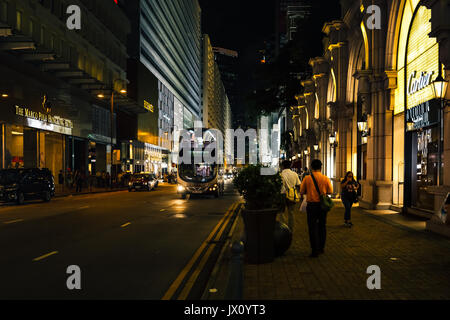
[431,64,449,186]
[357,114,371,137]
[329,133,336,146]
[109,79,128,188]
[313,144,319,151]
[432,71,448,101]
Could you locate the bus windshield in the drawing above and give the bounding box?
[178,163,217,183]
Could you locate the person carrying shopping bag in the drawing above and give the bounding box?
[300,159,333,258]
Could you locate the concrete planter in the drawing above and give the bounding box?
[241,207,278,264]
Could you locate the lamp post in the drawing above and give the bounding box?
[329,133,337,178]
[357,114,371,137]
[431,64,448,186]
[98,79,127,188]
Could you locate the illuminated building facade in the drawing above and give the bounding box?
[0,0,135,182]
[293,0,450,236]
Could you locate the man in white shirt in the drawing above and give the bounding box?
[280,160,301,232]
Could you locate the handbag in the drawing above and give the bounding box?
[310,172,334,212]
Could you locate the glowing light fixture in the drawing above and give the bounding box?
[432,71,448,100]
[329,133,336,145]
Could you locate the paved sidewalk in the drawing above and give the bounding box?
[242,202,450,300]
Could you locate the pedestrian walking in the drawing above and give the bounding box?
[340,171,359,227]
[300,159,333,258]
[67,169,73,190]
[280,160,301,233]
[105,172,110,188]
[58,170,64,185]
[75,169,84,193]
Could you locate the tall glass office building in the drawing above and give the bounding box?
[127,0,202,125]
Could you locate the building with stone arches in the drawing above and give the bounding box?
[290,0,450,236]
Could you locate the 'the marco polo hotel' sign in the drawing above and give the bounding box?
[15,105,73,135]
[405,99,440,131]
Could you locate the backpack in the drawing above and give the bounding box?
[286,186,300,203]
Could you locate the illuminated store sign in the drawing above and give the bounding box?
[394,6,439,115]
[407,71,434,96]
[405,99,439,130]
[15,105,73,135]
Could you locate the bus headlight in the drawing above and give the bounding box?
[177,185,185,192]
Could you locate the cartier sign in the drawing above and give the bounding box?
[407,71,434,96]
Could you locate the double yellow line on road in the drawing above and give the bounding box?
[162,201,240,300]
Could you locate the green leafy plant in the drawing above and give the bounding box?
[233,164,283,210]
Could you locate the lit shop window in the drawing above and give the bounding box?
[5,125,25,169]
[16,10,22,31]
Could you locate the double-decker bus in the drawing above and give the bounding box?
[176,128,224,199]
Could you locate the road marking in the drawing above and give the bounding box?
[3,219,24,224]
[162,202,238,300]
[160,209,166,212]
[121,222,131,228]
[177,204,237,300]
[33,251,58,262]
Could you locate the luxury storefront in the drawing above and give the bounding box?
[392,4,444,214]
[0,101,73,178]
[0,83,111,183]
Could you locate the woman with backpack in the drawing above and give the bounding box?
[340,171,359,227]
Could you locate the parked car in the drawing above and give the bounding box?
[0,168,55,205]
[128,173,155,192]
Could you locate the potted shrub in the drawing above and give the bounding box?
[233,164,283,264]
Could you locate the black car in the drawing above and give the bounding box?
[0,168,55,205]
[128,174,155,191]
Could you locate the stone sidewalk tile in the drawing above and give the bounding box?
[242,202,450,300]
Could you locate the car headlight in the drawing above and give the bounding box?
[177,185,185,192]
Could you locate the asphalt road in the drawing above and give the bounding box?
[0,180,239,299]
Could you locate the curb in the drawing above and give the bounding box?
[201,202,244,300]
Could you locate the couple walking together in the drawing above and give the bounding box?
[280,159,359,257]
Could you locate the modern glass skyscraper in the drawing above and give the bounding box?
[127,0,202,122]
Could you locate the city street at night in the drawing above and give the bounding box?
[1,0,450,308]
[0,181,239,299]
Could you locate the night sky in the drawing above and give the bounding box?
[199,0,276,125]
[199,0,275,62]
[199,0,341,125]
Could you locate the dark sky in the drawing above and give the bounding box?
[199,0,275,55]
[198,0,276,124]
[198,0,341,125]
